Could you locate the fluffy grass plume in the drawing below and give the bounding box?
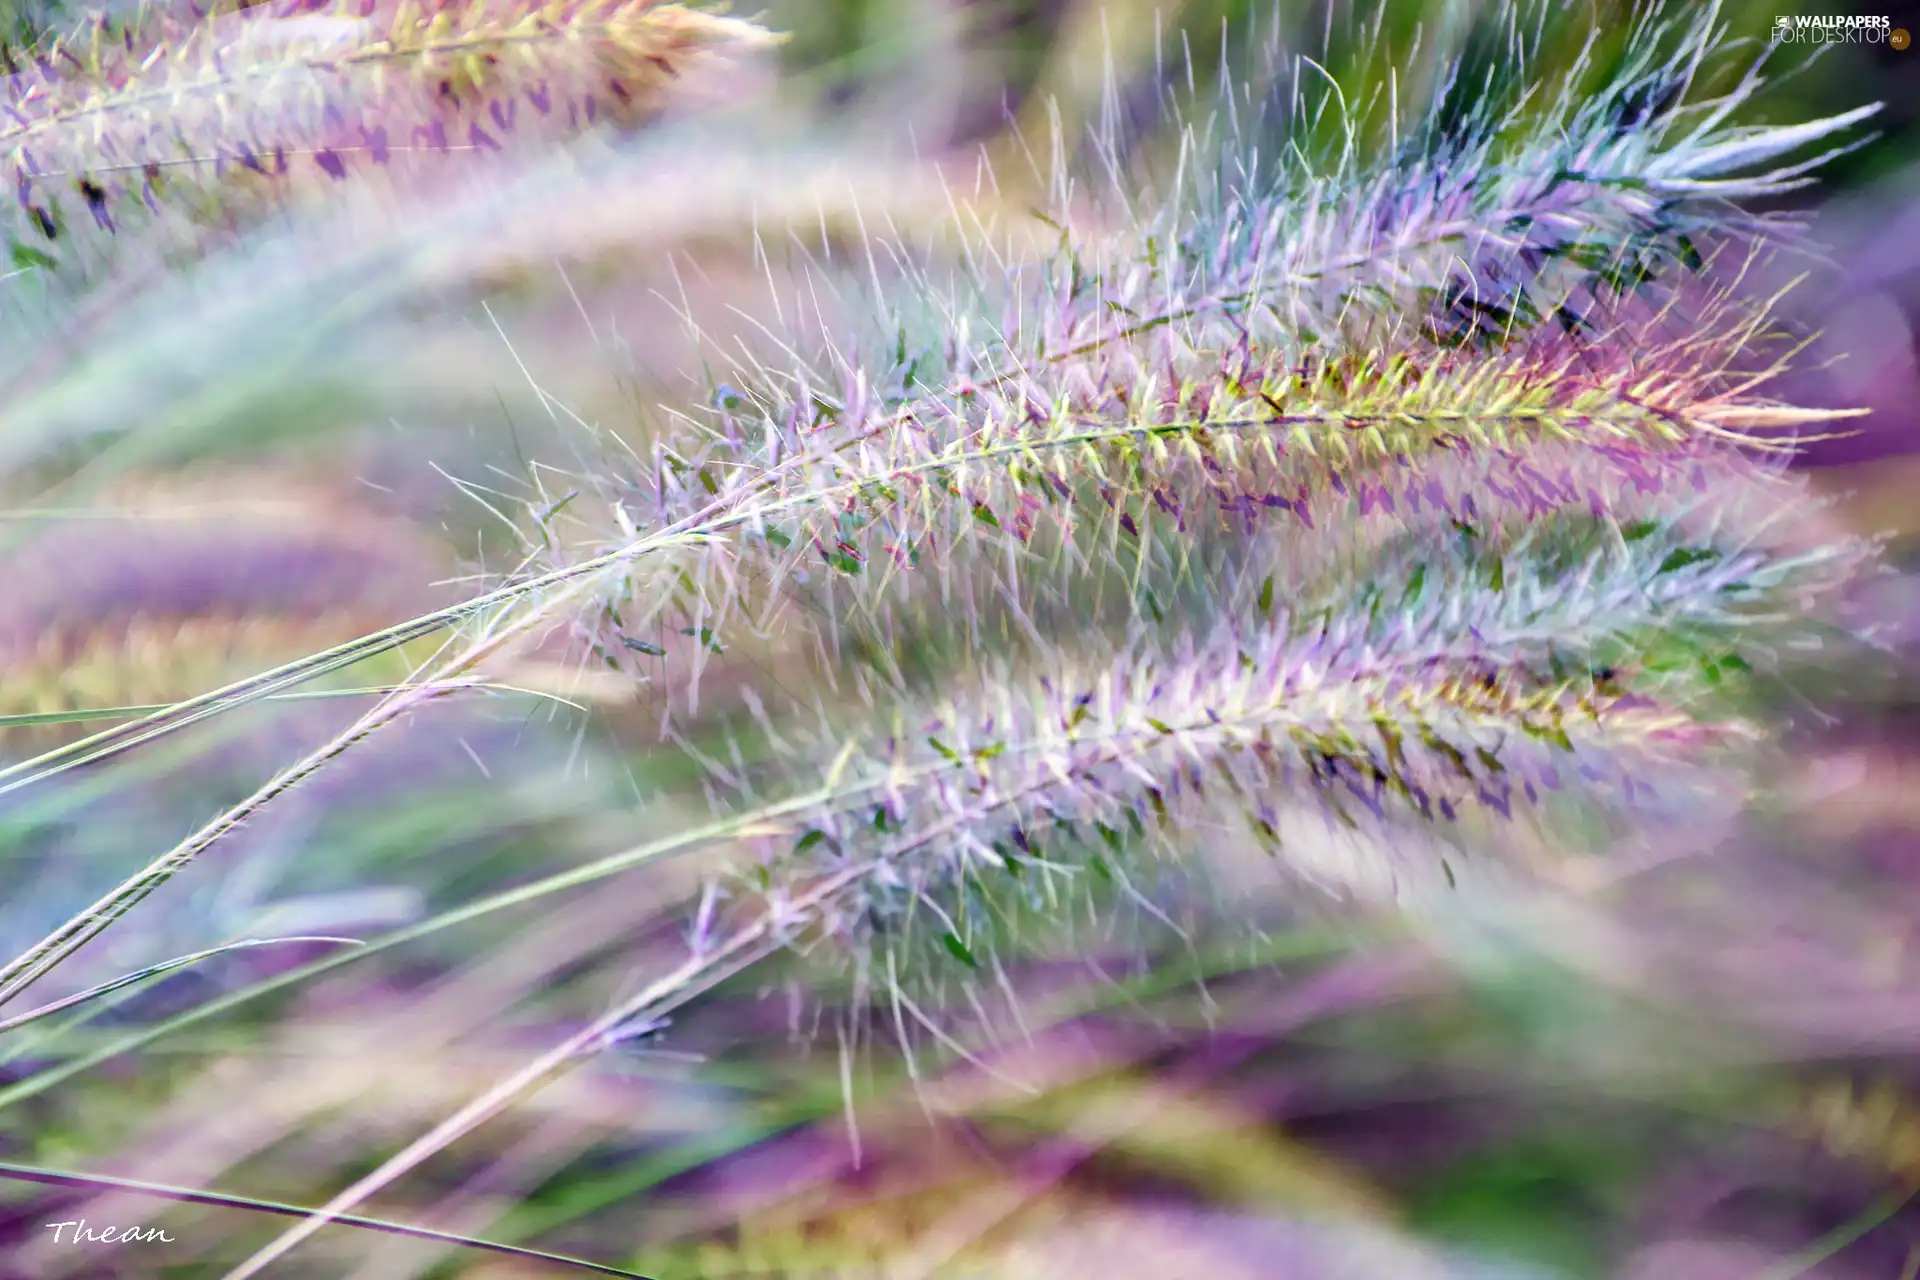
[516,0,1880,1001]
[0,0,1909,1276]
[1,0,771,215]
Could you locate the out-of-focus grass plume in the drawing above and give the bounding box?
[0,469,460,744]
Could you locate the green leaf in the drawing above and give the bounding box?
[972,503,1001,529]
[9,241,57,271]
[620,637,665,656]
[1257,575,1275,614]
[928,737,962,763]
[1657,547,1718,574]
[941,932,981,970]
[794,830,827,854]
[1522,718,1576,752]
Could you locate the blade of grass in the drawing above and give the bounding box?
[0,787,836,1106]
[0,695,1273,1105]
[1753,1187,1918,1280]
[0,682,580,730]
[0,937,365,1037]
[0,620,553,1010]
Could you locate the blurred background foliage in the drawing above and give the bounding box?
[1,0,1919,1277]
